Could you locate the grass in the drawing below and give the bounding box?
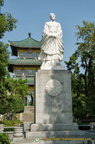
[0,120,23,126]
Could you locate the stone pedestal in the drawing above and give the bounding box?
[27,69,78,137]
[34,69,74,125]
[26,69,95,143]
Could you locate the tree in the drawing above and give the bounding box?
[0,1,29,117]
[65,21,95,120]
[0,42,9,80]
[0,0,4,6]
[0,0,18,38]
[0,0,17,79]
[0,78,29,115]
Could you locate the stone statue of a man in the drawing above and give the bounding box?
[39,13,64,68]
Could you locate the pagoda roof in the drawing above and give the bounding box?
[8,33,41,56]
[8,59,41,72]
[8,33,40,48]
[13,77,34,85]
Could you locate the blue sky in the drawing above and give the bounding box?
[1,0,95,65]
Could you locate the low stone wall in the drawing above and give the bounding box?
[0,124,4,133]
[0,124,24,141]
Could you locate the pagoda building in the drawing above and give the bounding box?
[8,33,41,106]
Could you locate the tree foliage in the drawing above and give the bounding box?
[0,0,4,6]
[0,42,9,80]
[0,1,29,116]
[0,78,29,115]
[65,21,95,120]
[0,0,18,38]
[0,133,10,144]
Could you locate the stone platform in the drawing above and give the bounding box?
[26,129,95,139]
[26,123,95,140]
[10,139,92,144]
[11,131,95,144]
[30,123,78,131]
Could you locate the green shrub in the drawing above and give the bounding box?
[13,97,24,113]
[0,120,23,126]
[4,128,14,132]
[0,96,24,115]
[0,133,10,144]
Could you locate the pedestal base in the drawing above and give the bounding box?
[26,123,94,139]
[26,128,94,144]
[30,123,78,131]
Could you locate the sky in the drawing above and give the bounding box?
[1,0,95,65]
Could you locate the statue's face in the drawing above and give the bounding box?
[50,13,55,21]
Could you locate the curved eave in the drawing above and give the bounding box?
[8,59,41,65]
[9,44,40,49]
[8,37,40,48]
[8,59,41,72]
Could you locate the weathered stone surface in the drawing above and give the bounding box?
[26,130,95,139]
[30,123,78,131]
[11,138,88,144]
[14,127,23,137]
[45,79,62,96]
[35,69,73,124]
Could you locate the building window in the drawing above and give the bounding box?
[15,70,22,76]
[31,52,39,58]
[19,52,24,58]
[24,69,35,76]
[19,52,39,59]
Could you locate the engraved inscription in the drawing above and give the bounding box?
[45,79,62,96]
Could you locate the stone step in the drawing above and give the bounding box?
[24,106,34,113]
[22,106,34,122]
[26,131,95,139]
[22,113,34,121]
[30,123,78,131]
[10,138,91,144]
[25,139,90,144]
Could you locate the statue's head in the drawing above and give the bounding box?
[50,13,56,21]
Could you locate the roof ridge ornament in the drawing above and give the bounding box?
[28,32,31,37]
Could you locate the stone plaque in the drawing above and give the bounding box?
[45,79,62,96]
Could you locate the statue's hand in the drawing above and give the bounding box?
[49,32,57,37]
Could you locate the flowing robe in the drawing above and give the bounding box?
[39,21,64,64]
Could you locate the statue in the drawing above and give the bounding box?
[39,13,64,68]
